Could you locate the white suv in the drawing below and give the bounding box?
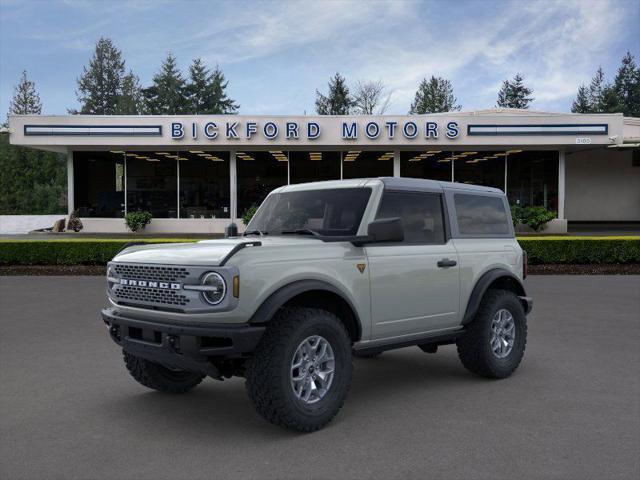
[102,177,532,432]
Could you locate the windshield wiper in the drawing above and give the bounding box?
[280,228,321,237]
[243,229,267,236]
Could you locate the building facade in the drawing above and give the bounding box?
[8,109,640,233]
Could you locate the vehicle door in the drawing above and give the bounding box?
[365,189,460,340]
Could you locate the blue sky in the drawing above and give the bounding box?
[1,0,638,117]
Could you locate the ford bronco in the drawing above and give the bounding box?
[102,177,532,432]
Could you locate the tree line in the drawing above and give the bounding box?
[71,37,239,115]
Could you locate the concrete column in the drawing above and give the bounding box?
[66,149,74,215]
[230,149,237,221]
[393,150,400,177]
[558,149,566,220]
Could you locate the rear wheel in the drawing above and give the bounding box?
[456,289,527,379]
[123,351,205,393]
[245,307,353,432]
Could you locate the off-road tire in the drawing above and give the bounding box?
[245,307,353,432]
[123,350,205,393]
[456,289,527,379]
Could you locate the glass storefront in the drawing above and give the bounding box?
[73,151,124,217]
[126,152,177,218]
[453,150,505,189]
[401,150,452,181]
[342,150,394,179]
[73,148,560,220]
[507,150,558,211]
[289,151,341,184]
[237,150,288,216]
[178,151,230,219]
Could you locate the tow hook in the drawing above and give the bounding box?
[108,324,121,342]
[167,334,180,353]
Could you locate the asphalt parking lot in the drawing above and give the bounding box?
[1,275,638,480]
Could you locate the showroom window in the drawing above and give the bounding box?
[126,152,177,218]
[178,151,230,218]
[289,151,341,184]
[236,150,288,217]
[507,150,558,211]
[342,150,394,179]
[401,150,453,181]
[73,151,125,218]
[453,151,505,190]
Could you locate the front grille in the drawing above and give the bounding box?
[113,264,189,282]
[115,285,190,307]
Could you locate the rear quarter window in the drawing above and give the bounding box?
[454,193,510,235]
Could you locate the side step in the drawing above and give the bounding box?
[353,330,463,357]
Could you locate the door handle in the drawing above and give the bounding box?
[437,258,457,268]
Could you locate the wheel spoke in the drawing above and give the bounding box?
[290,335,336,404]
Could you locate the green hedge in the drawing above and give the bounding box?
[0,239,196,265]
[0,237,639,266]
[518,237,640,264]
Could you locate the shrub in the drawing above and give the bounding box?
[511,205,556,232]
[241,204,259,226]
[66,210,83,232]
[518,237,640,264]
[125,211,153,232]
[0,239,197,265]
[522,206,557,232]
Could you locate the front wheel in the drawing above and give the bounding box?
[456,289,527,379]
[245,307,353,432]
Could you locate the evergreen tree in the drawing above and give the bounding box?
[409,76,460,114]
[315,73,353,115]
[75,37,126,114]
[8,70,42,116]
[143,53,188,114]
[116,71,144,115]
[207,65,239,114]
[496,73,534,109]
[571,85,591,113]
[613,51,640,117]
[587,66,607,112]
[185,59,239,114]
[186,58,209,114]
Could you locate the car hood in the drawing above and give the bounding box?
[112,236,324,266]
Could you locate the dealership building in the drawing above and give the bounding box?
[8,109,640,233]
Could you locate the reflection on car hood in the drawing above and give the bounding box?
[112,236,324,266]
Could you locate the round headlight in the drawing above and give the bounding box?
[201,272,226,305]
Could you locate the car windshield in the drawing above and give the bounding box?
[246,188,372,237]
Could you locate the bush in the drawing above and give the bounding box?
[511,205,556,232]
[125,211,153,232]
[519,237,640,264]
[241,204,259,226]
[0,239,197,265]
[66,210,83,232]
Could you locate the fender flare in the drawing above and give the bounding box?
[248,279,362,340]
[462,268,528,325]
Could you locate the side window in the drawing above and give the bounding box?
[454,194,510,235]
[375,191,446,244]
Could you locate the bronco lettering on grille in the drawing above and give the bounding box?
[119,279,181,290]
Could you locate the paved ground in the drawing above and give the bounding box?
[1,276,638,480]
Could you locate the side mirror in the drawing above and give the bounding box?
[366,217,404,243]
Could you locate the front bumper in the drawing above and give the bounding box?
[102,308,265,376]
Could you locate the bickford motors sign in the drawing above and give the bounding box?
[171,119,461,141]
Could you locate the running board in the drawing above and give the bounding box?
[353,329,464,357]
